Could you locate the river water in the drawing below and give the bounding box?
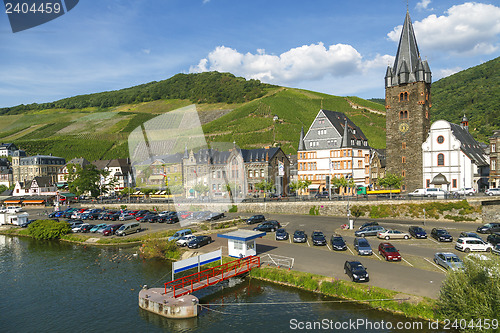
[0,235,448,332]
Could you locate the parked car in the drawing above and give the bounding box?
[378,242,402,261]
[477,223,500,234]
[485,188,500,196]
[377,229,411,240]
[455,237,493,253]
[164,215,180,224]
[168,229,193,242]
[433,252,464,271]
[359,221,378,229]
[354,225,386,237]
[275,228,289,241]
[408,226,427,239]
[330,235,347,251]
[254,221,281,232]
[311,231,327,246]
[425,188,447,197]
[246,215,266,224]
[206,212,224,221]
[293,230,307,243]
[431,228,453,242]
[353,238,372,256]
[176,235,197,247]
[115,222,141,236]
[459,232,482,240]
[187,235,212,249]
[486,233,500,246]
[493,244,500,256]
[90,223,107,233]
[452,188,476,196]
[102,224,123,236]
[408,188,427,197]
[119,213,136,221]
[344,261,369,283]
[71,223,88,233]
[81,224,95,233]
[314,191,329,199]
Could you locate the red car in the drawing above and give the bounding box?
[102,224,123,236]
[378,242,401,261]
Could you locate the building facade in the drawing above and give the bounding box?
[385,11,431,192]
[369,149,386,189]
[92,159,133,193]
[13,176,57,197]
[57,157,91,184]
[297,109,371,194]
[12,154,65,184]
[422,117,489,192]
[0,143,18,157]
[489,130,500,188]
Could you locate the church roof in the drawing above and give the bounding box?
[393,11,420,75]
[450,123,489,166]
[322,110,369,147]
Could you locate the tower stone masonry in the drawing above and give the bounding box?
[385,11,431,192]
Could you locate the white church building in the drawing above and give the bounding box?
[422,116,489,192]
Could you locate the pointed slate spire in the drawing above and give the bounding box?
[298,127,305,151]
[393,10,420,76]
[342,120,349,147]
[183,144,189,159]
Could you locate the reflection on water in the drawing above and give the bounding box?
[0,235,449,332]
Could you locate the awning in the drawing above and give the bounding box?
[308,184,320,190]
[4,199,21,204]
[23,199,45,204]
[60,193,77,198]
[431,173,450,185]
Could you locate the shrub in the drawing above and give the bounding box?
[140,239,181,260]
[28,219,71,240]
[309,206,319,215]
[228,205,238,213]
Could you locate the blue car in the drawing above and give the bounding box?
[90,223,108,233]
[408,226,427,239]
[275,228,289,241]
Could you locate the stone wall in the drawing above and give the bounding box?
[482,200,500,222]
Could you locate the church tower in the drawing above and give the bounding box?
[385,10,431,192]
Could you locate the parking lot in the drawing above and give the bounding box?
[20,207,497,298]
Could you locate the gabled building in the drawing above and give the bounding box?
[489,130,500,188]
[57,157,90,185]
[134,153,183,189]
[13,176,57,197]
[0,143,18,157]
[92,159,133,193]
[297,109,371,194]
[0,158,12,187]
[422,116,489,192]
[370,149,386,189]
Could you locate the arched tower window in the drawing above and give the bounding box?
[399,111,408,119]
[399,92,409,102]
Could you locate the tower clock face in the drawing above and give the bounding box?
[399,122,409,133]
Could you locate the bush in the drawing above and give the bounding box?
[28,219,71,240]
[228,205,238,213]
[309,206,319,215]
[437,256,500,328]
[140,239,181,260]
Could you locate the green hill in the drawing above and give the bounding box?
[431,56,500,143]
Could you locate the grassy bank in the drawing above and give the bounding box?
[249,266,437,320]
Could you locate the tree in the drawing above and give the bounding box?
[193,183,209,197]
[378,172,404,199]
[437,256,500,323]
[297,179,312,196]
[0,184,7,194]
[332,176,355,195]
[67,164,110,198]
[255,180,275,194]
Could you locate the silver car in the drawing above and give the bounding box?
[434,252,464,270]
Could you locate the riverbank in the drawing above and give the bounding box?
[249,266,438,321]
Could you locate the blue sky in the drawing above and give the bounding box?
[1,0,499,107]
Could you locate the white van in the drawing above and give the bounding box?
[6,206,23,213]
[408,189,426,197]
[116,222,141,236]
[168,229,193,242]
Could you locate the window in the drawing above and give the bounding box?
[492,159,496,171]
[233,240,244,250]
[426,179,430,188]
[437,153,445,166]
[399,110,408,119]
[452,179,457,188]
[437,136,444,144]
[402,142,406,149]
[402,170,406,177]
[261,169,265,177]
[402,156,406,163]
[249,170,253,178]
[399,92,409,101]
[492,143,497,153]
[358,160,363,168]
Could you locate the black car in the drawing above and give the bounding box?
[293,230,307,243]
[477,223,500,234]
[311,231,327,246]
[408,226,427,239]
[315,191,329,199]
[164,215,180,224]
[359,221,379,229]
[344,261,369,283]
[486,233,500,246]
[187,235,212,249]
[206,212,225,221]
[459,232,482,240]
[246,215,266,224]
[81,224,95,233]
[330,235,347,251]
[275,228,289,240]
[254,221,281,232]
[431,228,453,242]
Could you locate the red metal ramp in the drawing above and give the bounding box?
[164,256,260,298]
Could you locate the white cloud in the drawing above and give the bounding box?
[437,67,463,79]
[388,2,500,56]
[416,0,432,11]
[189,43,393,85]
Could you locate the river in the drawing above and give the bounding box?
[0,235,448,332]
